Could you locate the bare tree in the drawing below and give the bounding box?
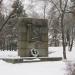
[59,0,69,59]
[0,0,27,50]
[49,0,69,59]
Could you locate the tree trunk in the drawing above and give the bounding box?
[59,0,68,59]
[60,13,67,59]
[69,27,74,51]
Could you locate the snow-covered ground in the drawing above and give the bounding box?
[0,50,18,58]
[0,47,75,75]
[48,47,75,60]
[0,47,75,59]
[0,60,66,75]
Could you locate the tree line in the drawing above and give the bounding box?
[0,0,75,59]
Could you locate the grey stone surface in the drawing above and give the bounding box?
[17,17,48,57]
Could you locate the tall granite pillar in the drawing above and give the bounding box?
[18,17,48,57]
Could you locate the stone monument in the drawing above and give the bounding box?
[18,17,48,57]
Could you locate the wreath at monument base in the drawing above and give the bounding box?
[30,48,39,57]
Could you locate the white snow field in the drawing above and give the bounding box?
[0,47,75,75]
[0,50,18,58]
[48,47,75,60]
[0,60,66,75]
[0,47,75,59]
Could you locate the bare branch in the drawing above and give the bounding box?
[63,0,68,13]
[59,0,62,11]
[0,11,14,32]
[48,0,61,14]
